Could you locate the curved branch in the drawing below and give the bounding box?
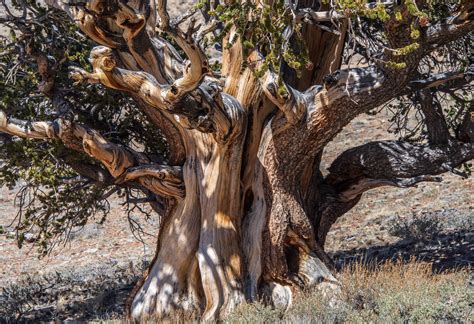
[0,111,66,139]
[45,0,125,48]
[65,158,115,185]
[326,140,474,188]
[298,3,472,156]
[424,1,474,51]
[81,129,136,177]
[155,0,209,102]
[408,69,473,92]
[46,0,180,83]
[294,9,345,24]
[316,139,474,246]
[116,164,185,198]
[70,46,239,141]
[247,51,310,125]
[69,46,169,108]
[260,72,308,126]
[85,0,169,80]
[337,175,442,202]
[48,0,237,142]
[68,45,206,112]
[0,110,185,199]
[0,110,137,176]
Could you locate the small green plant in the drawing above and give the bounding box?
[389,211,442,241]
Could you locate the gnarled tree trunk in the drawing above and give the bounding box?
[1,0,473,321]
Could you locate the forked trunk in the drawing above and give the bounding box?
[128,20,347,321]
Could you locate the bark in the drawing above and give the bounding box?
[456,101,474,143]
[418,89,450,144]
[2,0,473,321]
[318,140,474,245]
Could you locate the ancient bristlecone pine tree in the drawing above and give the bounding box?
[0,0,472,321]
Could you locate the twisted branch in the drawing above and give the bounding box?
[0,110,184,199]
[116,164,185,198]
[155,0,209,102]
[316,139,474,246]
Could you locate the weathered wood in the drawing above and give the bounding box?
[1,0,473,321]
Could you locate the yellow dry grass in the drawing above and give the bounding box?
[227,258,472,323]
[89,258,472,323]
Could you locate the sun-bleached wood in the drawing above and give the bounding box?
[2,0,473,321]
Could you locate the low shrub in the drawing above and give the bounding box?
[0,260,149,322]
[388,211,443,241]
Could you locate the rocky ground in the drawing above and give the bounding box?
[0,108,472,322]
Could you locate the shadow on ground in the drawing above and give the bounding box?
[0,261,147,323]
[1,229,472,322]
[333,230,473,272]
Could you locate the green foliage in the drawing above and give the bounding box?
[0,0,167,255]
[201,0,457,76]
[393,42,420,56]
[332,0,392,21]
[201,0,311,77]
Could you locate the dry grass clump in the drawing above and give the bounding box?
[227,258,472,323]
[3,258,470,322]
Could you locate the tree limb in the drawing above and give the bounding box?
[70,46,239,141]
[0,110,184,199]
[424,1,474,51]
[45,0,125,48]
[456,101,474,143]
[68,46,169,109]
[154,0,209,102]
[294,10,345,23]
[247,51,311,125]
[408,69,473,92]
[338,175,442,202]
[116,164,184,198]
[316,139,474,245]
[417,88,451,145]
[325,140,474,190]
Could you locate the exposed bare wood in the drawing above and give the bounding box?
[248,51,306,125]
[117,164,185,198]
[2,0,473,321]
[294,10,346,24]
[0,111,185,200]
